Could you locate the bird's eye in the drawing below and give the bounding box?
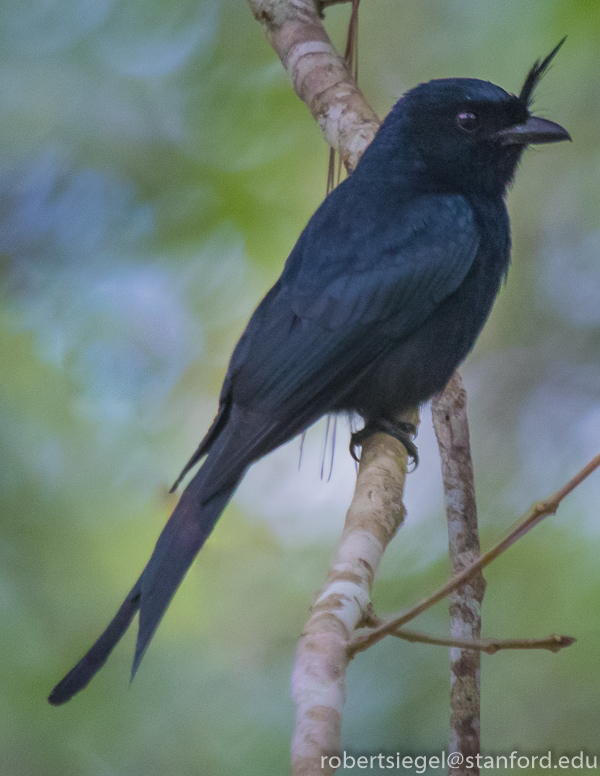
[456,112,481,132]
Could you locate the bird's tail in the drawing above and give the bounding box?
[48,460,239,706]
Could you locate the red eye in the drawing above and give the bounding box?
[456,111,481,132]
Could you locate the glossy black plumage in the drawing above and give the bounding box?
[49,44,569,705]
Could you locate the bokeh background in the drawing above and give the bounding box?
[1,0,599,773]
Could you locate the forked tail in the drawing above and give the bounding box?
[48,465,238,705]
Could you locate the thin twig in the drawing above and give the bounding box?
[390,628,576,654]
[326,0,359,194]
[319,0,354,9]
[349,450,600,656]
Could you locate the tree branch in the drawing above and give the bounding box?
[246,0,379,171]
[247,3,418,773]
[432,372,483,775]
[349,449,600,656]
[291,415,417,775]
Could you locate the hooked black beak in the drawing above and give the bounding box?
[495,115,571,145]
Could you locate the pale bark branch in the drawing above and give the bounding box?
[291,414,417,775]
[247,3,419,773]
[246,0,379,172]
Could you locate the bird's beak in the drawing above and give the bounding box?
[495,116,571,145]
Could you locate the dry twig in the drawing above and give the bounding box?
[349,450,600,656]
[390,628,575,654]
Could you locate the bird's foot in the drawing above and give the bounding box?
[350,419,419,468]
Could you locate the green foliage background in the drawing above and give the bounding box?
[1,0,599,773]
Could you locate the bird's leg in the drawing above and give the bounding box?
[350,418,419,468]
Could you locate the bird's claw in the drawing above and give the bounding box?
[350,419,419,469]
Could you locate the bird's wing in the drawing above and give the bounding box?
[240,193,479,408]
[198,194,480,495]
[290,193,480,329]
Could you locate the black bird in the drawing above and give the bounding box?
[49,43,570,705]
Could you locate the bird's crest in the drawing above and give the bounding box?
[519,38,566,107]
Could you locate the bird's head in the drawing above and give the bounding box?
[372,40,570,197]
